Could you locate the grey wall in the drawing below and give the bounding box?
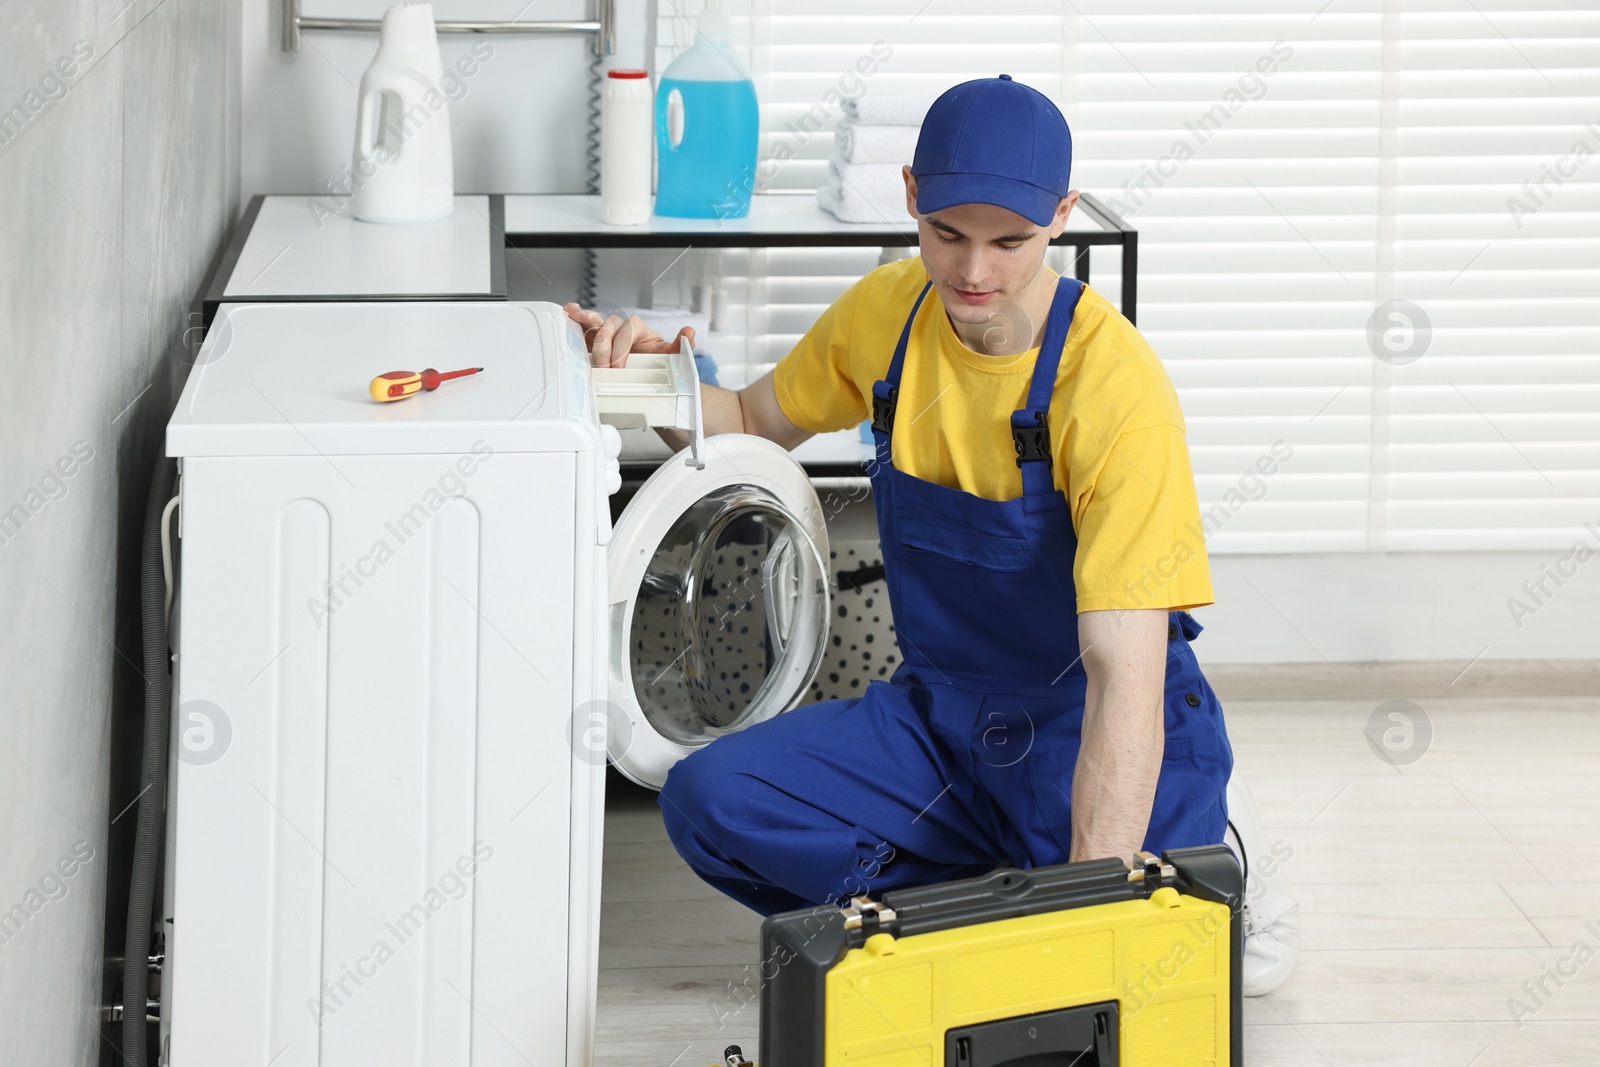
[240,0,655,200]
[0,1,238,1062]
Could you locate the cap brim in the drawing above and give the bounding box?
[914,171,1062,227]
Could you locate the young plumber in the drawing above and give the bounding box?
[567,76,1299,995]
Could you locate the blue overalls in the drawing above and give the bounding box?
[659,276,1234,916]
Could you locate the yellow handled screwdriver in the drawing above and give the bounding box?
[369,366,484,403]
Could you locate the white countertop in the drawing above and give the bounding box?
[225,195,496,298]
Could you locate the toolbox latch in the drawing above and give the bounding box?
[841,894,898,936]
[1126,850,1176,889]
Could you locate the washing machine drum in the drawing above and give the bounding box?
[606,434,832,789]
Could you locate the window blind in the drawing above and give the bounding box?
[1380,5,1600,550]
[650,1,1600,554]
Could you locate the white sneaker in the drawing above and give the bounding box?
[1223,772,1301,996]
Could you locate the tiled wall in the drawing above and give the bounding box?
[0,1,238,1062]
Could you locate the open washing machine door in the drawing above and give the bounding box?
[604,434,831,789]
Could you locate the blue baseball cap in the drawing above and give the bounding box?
[911,75,1072,227]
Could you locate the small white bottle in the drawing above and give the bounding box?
[350,3,455,223]
[601,69,653,225]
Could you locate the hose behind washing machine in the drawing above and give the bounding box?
[577,46,603,308]
[123,456,175,1066]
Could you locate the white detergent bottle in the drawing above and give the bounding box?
[350,2,455,223]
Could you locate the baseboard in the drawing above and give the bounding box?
[1203,659,1600,701]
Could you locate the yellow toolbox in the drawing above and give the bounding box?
[757,845,1242,1067]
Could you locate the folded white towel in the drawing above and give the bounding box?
[835,118,921,165]
[815,159,911,225]
[840,92,938,127]
[828,158,908,199]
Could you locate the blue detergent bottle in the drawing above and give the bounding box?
[654,7,759,219]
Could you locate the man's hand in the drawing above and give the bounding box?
[561,302,813,448]
[1069,608,1168,865]
[562,303,696,368]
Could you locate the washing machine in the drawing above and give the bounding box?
[161,300,832,1066]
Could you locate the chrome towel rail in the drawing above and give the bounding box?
[283,0,616,55]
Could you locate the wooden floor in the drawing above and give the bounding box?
[595,664,1600,1067]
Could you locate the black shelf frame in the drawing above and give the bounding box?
[502,190,1137,324]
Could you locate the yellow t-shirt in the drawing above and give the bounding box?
[772,256,1213,614]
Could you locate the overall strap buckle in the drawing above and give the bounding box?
[871,383,899,435]
[1011,409,1051,465]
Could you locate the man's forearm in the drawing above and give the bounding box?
[1068,673,1164,864]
